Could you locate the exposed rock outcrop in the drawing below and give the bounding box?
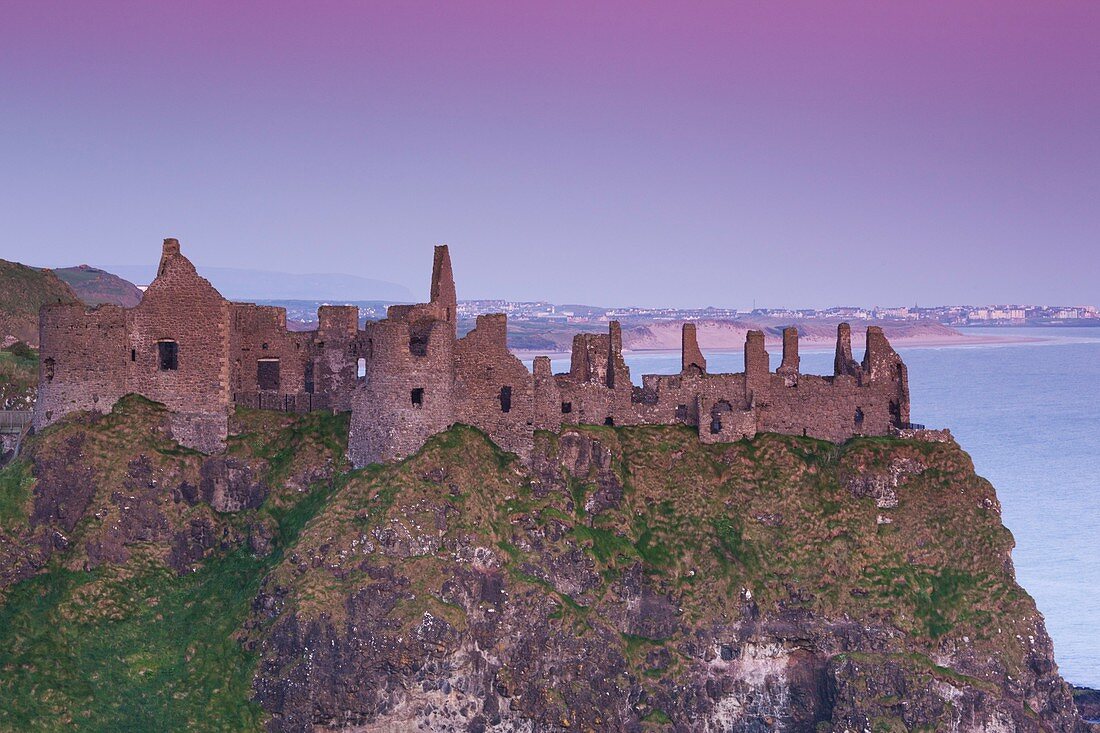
[246,425,1093,732]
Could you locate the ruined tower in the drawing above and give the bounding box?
[347,246,459,466]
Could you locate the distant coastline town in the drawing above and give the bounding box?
[263,298,1100,353]
[457,300,1100,326]
[104,261,1097,330]
[8,258,1098,356]
[271,298,1100,328]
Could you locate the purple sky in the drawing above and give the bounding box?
[2,1,1098,308]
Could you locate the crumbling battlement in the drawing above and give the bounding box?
[36,239,911,464]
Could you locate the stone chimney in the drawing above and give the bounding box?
[777,326,799,385]
[430,244,457,326]
[744,330,770,402]
[681,323,706,375]
[834,323,861,378]
[158,237,182,277]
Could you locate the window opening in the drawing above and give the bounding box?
[158,340,178,371]
[257,358,280,391]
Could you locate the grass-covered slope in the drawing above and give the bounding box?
[0,397,349,731]
[0,399,1090,732]
[0,259,79,347]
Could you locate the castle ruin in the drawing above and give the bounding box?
[35,239,911,464]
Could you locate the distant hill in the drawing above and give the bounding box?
[105,264,413,302]
[0,259,79,348]
[54,264,144,308]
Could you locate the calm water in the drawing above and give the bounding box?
[539,326,1100,687]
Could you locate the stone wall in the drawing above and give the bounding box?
[36,241,235,453]
[348,318,455,466]
[347,245,460,466]
[314,306,364,412]
[37,240,913,468]
[229,303,309,396]
[124,241,232,453]
[525,321,909,453]
[453,314,534,461]
[35,239,367,453]
[35,303,128,426]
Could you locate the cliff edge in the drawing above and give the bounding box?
[0,398,1092,732]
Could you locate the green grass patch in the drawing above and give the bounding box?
[0,550,267,732]
[573,524,636,564]
[568,479,589,518]
[0,458,33,529]
[643,708,671,724]
[633,522,674,569]
[0,347,39,410]
[0,464,339,732]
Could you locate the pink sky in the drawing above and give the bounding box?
[2,1,1098,307]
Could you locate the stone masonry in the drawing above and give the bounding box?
[36,239,911,465]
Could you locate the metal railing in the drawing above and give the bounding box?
[232,393,331,413]
[0,411,33,433]
[899,422,926,430]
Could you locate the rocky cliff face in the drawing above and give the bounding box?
[0,398,1093,732]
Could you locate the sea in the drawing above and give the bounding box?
[537,326,1100,688]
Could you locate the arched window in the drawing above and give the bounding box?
[357,357,366,379]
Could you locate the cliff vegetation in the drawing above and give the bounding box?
[0,341,38,410]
